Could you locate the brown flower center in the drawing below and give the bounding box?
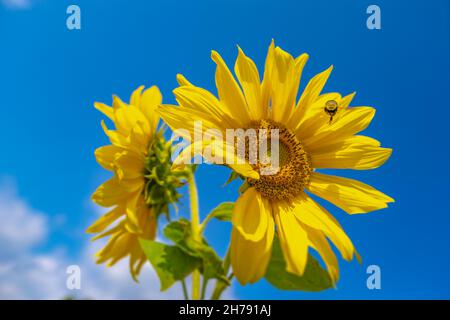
[245,120,312,200]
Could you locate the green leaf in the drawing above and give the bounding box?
[224,171,240,186]
[196,244,229,284]
[264,236,333,292]
[208,202,234,222]
[163,218,198,256]
[139,239,201,291]
[238,181,250,194]
[164,219,229,284]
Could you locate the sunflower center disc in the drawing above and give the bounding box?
[246,120,312,200]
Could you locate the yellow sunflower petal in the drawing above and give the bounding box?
[339,92,356,110]
[94,102,115,121]
[91,220,125,241]
[95,231,123,262]
[273,201,309,276]
[157,104,224,144]
[208,140,260,179]
[172,139,259,179]
[92,177,129,207]
[284,52,309,115]
[100,120,128,148]
[295,91,355,136]
[132,256,147,281]
[105,233,134,266]
[116,177,145,193]
[125,189,145,233]
[307,172,394,214]
[306,135,380,154]
[94,145,123,170]
[139,207,157,239]
[211,50,251,126]
[298,91,357,139]
[230,164,260,180]
[235,47,263,121]
[302,224,339,283]
[129,245,143,282]
[298,65,333,109]
[272,51,309,124]
[130,85,145,107]
[269,46,303,124]
[126,121,152,153]
[114,150,145,181]
[261,40,275,118]
[232,188,270,241]
[140,86,162,132]
[289,65,333,125]
[292,193,356,261]
[112,94,128,109]
[173,85,236,129]
[86,205,124,234]
[113,101,150,137]
[176,73,194,86]
[310,144,392,170]
[303,106,375,148]
[231,215,274,285]
[290,92,341,139]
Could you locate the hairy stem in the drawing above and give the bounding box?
[188,171,201,300]
[181,280,189,300]
[201,278,208,300]
[211,245,232,300]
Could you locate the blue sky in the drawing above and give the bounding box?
[0,0,449,299]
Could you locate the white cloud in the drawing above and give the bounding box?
[74,239,183,300]
[0,180,66,299]
[0,245,184,300]
[0,180,47,258]
[0,180,235,300]
[78,239,235,300]
[0,251,69,299]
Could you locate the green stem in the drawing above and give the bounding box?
[181,280,189,300]
[211,246,232,300]
[201,278,208,300]
[188,170,201,300]
[199,211,214,234]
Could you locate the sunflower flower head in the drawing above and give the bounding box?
[158,40,394,285]
[88,86,189,281]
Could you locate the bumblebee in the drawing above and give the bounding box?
[324,100,338,124]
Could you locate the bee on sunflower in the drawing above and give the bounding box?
[158,40,394,285]
[88,86,190,281]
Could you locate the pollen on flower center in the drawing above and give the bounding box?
[246,120,312,201]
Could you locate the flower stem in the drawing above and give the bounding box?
[201,278,208,300]
[211,245,232,300]
[188,170,201,300]
[181,280,189,300]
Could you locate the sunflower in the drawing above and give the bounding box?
[88,86,187,280]
[158,41,394,285]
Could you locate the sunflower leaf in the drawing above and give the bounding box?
[163,218,198,256]
[208,202,234,222]
[224,171,241,186]
[139,239,201,291]
[164,219,229,284]
[264,236,333,291]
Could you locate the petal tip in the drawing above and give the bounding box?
[210,50,220,62]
